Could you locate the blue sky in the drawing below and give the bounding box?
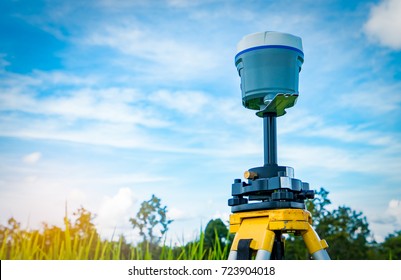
[1,0,401,244]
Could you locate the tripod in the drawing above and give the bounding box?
[228,113,330,260]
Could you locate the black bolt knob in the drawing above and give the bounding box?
[272,191,294,201]
[305,190,315,199]
[228,196,248,206]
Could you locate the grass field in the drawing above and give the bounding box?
[0,216,230,260]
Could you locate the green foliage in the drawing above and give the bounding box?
[306,187,331,226]
[285,188,332,260]
[378,230,401,260]
[204,219,232,250]
[284,235,310,260]
[72,207,97,238]
[318,206,371,259]
[286,188,380,259]
[129,195,173,245]
[307,188,372,259]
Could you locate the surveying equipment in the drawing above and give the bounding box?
[228,31,330,260]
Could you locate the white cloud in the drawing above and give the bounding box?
[1,69,98,89]
[386,199,401,226]
[167,0,209,8]
[281,140,401,183]
[0,94,174,151]
[212,211,230,223]
[96,188,137,237]
[0,85,167,128]
[0,67,253,154]
[167,207,186,221]
[371,199,401,241]
[281,108,398,148]
[338,85,401,115]
[0,68,182,151]
[67,189,87,204]
[1,118,154,150]
[364,0,401,49]
[96,0,149,9]
[0,54,10,71]
[305,123,394,146]
[22,152,42,164]
[149,90,210,116]
[82,21,222,81]
[32,70,100,87]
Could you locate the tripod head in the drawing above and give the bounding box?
[228,31,314,213]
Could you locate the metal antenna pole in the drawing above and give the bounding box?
[263,114,277,165]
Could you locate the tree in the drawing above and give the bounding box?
[306,187,331,227]
[71,206,97,238]
[204,219,231,250]
[285,188,331,259]
[286,188,373,259]
[306,188,372,259]
[317,206,371,259]
[129,194,173,245]
[380,230,401,259]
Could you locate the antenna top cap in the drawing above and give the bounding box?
[235,31,304,117]
[236,31,303,54]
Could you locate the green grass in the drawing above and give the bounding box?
[1,220,395,260]
[0,217,231,260]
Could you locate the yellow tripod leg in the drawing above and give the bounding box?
[228,209,331,260]
[228,212,275,260]
[302,223,330,260]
